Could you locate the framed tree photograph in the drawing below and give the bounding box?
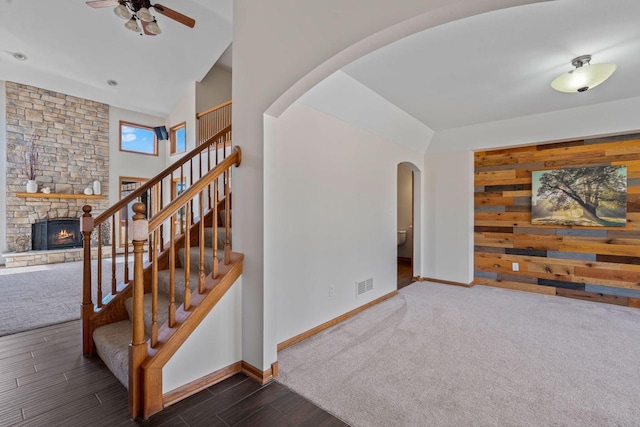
[532,165,627,227]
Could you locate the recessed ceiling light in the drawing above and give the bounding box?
[107,80,118,87]
[12,52,27,61]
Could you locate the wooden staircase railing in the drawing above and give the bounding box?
[125,146,241,417]
[81,124,232,357]
[197,100,231,146]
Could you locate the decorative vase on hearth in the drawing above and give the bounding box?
[26,180,37,193]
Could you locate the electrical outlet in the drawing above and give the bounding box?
[512,262,519,271]
[329,284,335,297]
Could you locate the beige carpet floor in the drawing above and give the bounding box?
[0,258,129,336]
[278,282,640,427]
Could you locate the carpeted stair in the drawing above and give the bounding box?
[92,226,228,389]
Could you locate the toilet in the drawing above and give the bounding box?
[397,230,407,245]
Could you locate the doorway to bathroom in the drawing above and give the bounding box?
[397,163,414,289]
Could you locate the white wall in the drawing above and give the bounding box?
[108,106,167,243]
[423,150,474,284]
[234,0,541,369]
[163,276,242,393]
[298,71,433,153]
[167,84,197,167]
[428,96,640,154]
[196,65,232,115]
[397,164,413,259]
[267,103,424,344]
[0,81,6,264]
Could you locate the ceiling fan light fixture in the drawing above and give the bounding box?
[124,16,140,32]
[137,7,154,23]
[113,4,131,20]
[551,55,617,93]
[146,20,162,35]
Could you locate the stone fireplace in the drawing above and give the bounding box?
[5,82,110,265]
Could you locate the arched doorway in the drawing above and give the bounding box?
[397,162,421,289]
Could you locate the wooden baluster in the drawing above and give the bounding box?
[215,133,219,166]
[151,228,159,348]
[198,192,205,293]
[97,227,104,299]
[124,212,130,282]
[190,159,194,226]
[148,188,153,261]
[111,216,117,291]
[212,179,219,279]
[207,145,212,210]
[183,205,191,311]
[94,224,102,308]
[199,144,203,183]
[168,215,176,327]
[159,179,165,250]
[224,170,231,265]
[129,202,148,419]
[179,168,185,235]
[81,205,94,356]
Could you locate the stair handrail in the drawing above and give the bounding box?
[148,147,241,231]
[94,124,231,225]
[196,100,232,119]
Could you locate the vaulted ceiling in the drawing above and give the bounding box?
[342,0,640,131]
[0,1,232,117]
[1,0,638,135]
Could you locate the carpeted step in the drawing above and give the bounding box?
[177,247,225,276]
[203,226,231,248]
[124,293,170,338]
[157,268,205,304]
[93,320,131,390]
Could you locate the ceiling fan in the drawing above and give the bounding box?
[86,0,195,36]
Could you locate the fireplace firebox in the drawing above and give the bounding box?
[32,219,82,251]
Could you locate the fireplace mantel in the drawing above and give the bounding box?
[16,192,105,200]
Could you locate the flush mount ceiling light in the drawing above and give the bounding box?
[551,55,617,93]
[12,52,27,61]
[86,0,195,36]
[107,80,118,86]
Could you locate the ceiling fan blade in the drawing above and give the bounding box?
[152,4,196,28]
[141,20,157,36]
[86,0,120,8]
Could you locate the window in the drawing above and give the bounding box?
[172,177,187,232]
[172,177,187,199]
[170,122,186,155]
[119,121,158,156]
[119,177,148,247]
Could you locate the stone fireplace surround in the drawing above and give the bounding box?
[5,82,110,266]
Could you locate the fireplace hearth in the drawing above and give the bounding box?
[32,219,82,251]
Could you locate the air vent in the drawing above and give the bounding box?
[356,277,374,296]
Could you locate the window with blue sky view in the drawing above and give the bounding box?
[120,121,157,155]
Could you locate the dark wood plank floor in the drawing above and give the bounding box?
[0,321,348,427]
[397,259,414,289]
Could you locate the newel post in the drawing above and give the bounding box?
[80,205,94,356]
[129,202,149,419]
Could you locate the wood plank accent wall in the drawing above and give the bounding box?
[474,136,640,308]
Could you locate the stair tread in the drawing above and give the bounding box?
[93,320,131,389]
[204,226,231,248]
[124,293,170,338]
[157,267,215,304]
